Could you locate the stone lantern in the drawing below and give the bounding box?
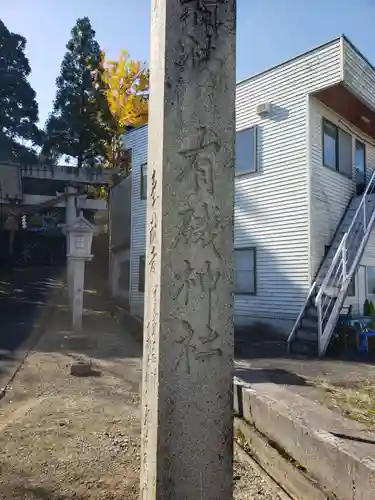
[61,211,98,331]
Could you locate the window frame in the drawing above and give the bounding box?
[322,118,339,171]
[338,127,353,179]
[140,163,147,200]
[118,259,130,291]
[235,126,258,176]
[366,266,375,295]
[234,247,257,295]
[347,274,356,297]
[138,255,145,293]
[355,138,366,177]
[322,118,356,180]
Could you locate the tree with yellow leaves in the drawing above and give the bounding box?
[92,49,149,174]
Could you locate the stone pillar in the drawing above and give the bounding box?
[65,186,78,225]
[65,186,77,308]
[70,257,85,331]
[141,1,236,499]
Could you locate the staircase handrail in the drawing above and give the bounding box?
[315,233,347,304]
[348,207,375,280]
[346,168,375,237]
[318,209,375,356]
[288,167,375,352]
[287,281,316,348]
[316,167,375,304]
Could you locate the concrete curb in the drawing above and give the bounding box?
[234,380,375,500]
[111,303,143,345]
[234,417,330,500]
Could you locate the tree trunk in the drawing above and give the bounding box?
[78,151,83,169]
[8,230,15,257]
[112,134,116,169]
[78,74,86,169]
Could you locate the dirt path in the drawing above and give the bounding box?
[0,300,142,500]
[0,288,282,499]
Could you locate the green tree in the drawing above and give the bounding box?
[43,17,110,167]
[0,19,40,163]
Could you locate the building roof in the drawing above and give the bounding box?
[237,34,374,87]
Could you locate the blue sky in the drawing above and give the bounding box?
[2,0,375,127]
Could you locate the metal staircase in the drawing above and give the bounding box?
[288,170,375,357]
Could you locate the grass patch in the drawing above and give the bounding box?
[314,378,375,427]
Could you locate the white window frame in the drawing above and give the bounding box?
[235,126,258,175]
[366,266,375,295]
[235,247,256,295]
[322,118,355,180]
[140,163,147,200]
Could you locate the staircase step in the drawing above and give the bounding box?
[301,317,318,332]
[289,339,318,357]
[305,192,375,357]
[350,197,362,208]
[305,306,318,319]
[294,328,317,341]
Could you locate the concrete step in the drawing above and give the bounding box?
[289,338,318,356]
[305,306,318,319]
[350,198,361,208]
[301,317,318,332]
[295,328,317,341]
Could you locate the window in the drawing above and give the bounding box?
[338,129,352,178]
[236,126,258,175]
[347,275,355,297]
[367,266,375,295]
[322,119,353,179]
[140,163,147,200]
[355,139,366,180]
[323,119,337,170]
[119,260,130,291]
[139,255,145,292]
[235,248,256,294]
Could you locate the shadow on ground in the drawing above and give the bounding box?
[235,367,313,387]
[235,326,290,360]
[34,291,142,362]
[0,267,64,352]
[235,325,375,365]
[10,485,85,500]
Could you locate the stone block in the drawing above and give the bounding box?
[64,334,90,350]
[70,360,92,377]
[236,382,375,500]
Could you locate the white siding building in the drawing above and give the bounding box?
[121,125,148,317]
[111,36,375,356]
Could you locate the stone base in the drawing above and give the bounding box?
[64,334,90,350]
[70,359,93,377]
[234,380,375,500]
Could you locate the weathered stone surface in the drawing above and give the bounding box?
[70,359,92,377]
[234,418,329,500]
[141,1,236,499]
[63,334,90,350]
[236,382,375,500]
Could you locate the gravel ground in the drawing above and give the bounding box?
[0,302,143,500]
[233,447,283,500]
[0,302,281,499]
